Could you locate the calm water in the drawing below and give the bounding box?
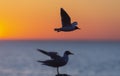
[0,40,120,76]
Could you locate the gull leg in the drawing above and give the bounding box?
[54,28,61,32]
[57,67,59,74]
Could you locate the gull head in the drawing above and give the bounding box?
[72,22,80,30]
[72,22,78,26]
[65,51,73,55]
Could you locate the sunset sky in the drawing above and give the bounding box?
[0,0,120,41]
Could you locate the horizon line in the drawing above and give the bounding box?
[0,39,120,42]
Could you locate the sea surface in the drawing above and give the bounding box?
[0,40,120,76]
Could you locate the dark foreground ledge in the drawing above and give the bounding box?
[56,74,71,76]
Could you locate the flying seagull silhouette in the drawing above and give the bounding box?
[54,8,80,32]
[37,49,73,75]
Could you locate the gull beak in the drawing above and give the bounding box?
[78,27,80,30]
[70,52,74,55]
[75,26,80,30]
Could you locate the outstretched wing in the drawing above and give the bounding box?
[37,49,61,59]
[60,8,71,27]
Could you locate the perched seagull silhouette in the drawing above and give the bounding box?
[54,8,80,32]
[37,49,73,75]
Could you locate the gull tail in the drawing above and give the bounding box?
[37,60,44,63]
[37,60,45,65]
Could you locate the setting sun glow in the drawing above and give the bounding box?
[0,21,6,39]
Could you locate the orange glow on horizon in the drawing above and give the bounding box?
[0,0,120,41]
